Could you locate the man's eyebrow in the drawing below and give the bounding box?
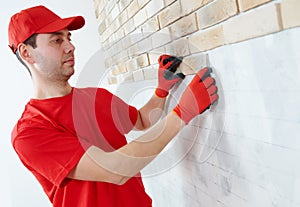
[49,31,72,37]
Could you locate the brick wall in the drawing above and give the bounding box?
[93,0,300,206]
[94,0,299,83]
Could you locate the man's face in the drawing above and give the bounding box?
[30,29,76,82]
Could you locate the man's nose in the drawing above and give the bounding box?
[64,40,75,54]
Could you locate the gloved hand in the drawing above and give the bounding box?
[173,67,218,124]
[155,54,185,98]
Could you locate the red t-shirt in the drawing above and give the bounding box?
[11,87,152,207]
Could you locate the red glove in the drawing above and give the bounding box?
[155,54,185,98]
[173,67,218,124]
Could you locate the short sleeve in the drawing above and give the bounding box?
[96,89,138,135]
[12,125,91,187]
[114,100,138,134]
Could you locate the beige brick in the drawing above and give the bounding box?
[115,17,122,30]
[126,58,138,71]
[122,33,141,50]
[148,47,166,62]
[118,10,128,26]
[105,14,113,28]
[106,35,115,47]
[166,38,190,57]
[127,0,140,19]
[114,72,133,84]
[113,41,123,56]
[133,69,145,81]
[119,0,131,11]
[142,16,160,35]
[105,1,115,21]
[154,46,166,55]
[122,72,134,83]
[123,18,135,35]
[136,38,153,55]
[238,0,272,12]
[108,76,117,84]
[188,25,225,53]
[101,39,109,49]
[178,53,209,75]
[115,28,125,40]
[281,0,300,29]
[169,13,198,39]
[114,50,129,63]
[122,35,131,49]
[134,7,148,27]
[136,54,150,68]
[108,35,115,48]
[106,25,114,40]
[143,66,158,80]
[117,62,128,73]
[104,58,112,69]
[110,35,117,46]
[97,0,107,14]
[97,8,107,22]
[94,0,100,18]
[128,44,139,57]
[110,4,120,21]
[138,0,151,8]
[98,21,107,35]
[151,27,172,48]
[110,20,119,34]
[100,27,110,43]
[111,65,121,75]
[148,52,160,65]
[223,3,282,44]
[181,0,213,15]
[164,0,177,6]
[131,27,144,44]
[197,0,238,29]
[145,0,165,18]
[104,46,113,57]
[158,1,182,28]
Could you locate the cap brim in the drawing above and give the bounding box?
[36,16,85,33]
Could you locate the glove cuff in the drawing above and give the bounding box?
[172,106,191,124]
[155,88,169,98]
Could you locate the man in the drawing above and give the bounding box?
[9,5,218,207]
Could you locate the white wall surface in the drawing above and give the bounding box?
[113,28,300,207]
[0,1,102,206]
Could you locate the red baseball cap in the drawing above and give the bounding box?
[8,5,85,53]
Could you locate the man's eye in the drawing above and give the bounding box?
[52,38,63,44]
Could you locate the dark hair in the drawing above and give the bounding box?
[24,33,38,48]
[15,33,38,76]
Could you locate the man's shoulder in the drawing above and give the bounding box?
[11,105,51,146]
[13,105,51,132]
[73,87,114,99]
[74,86,110,94]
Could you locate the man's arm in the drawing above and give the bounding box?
[67,111,184,185]
[134,94,166,130]
[67,68,218,185]
[135,54,185,130]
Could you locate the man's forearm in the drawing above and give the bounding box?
[86,112,184,181]
[135,94,167,130]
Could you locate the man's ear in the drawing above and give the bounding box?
[18,43,34,64]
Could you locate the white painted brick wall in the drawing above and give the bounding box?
[111,28,300,207]
[95,0,300,206]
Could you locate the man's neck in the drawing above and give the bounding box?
[33,82,73,100]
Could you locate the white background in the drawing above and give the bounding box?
[0,1,102,206]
